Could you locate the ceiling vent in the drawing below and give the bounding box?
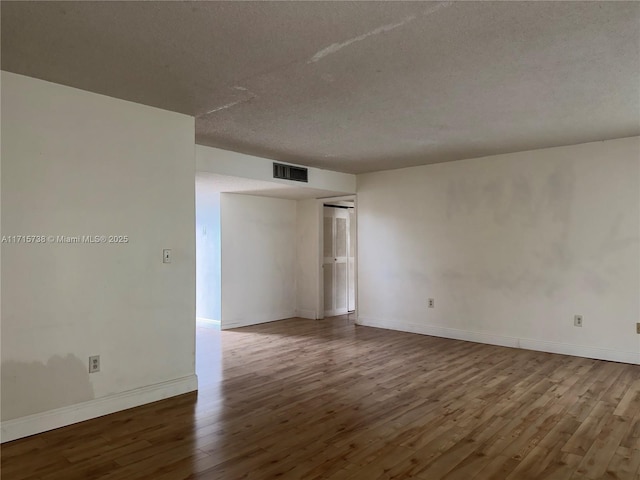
[273,162,308,183]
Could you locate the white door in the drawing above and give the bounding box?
[348,207,356,312]
[324,207,349,317]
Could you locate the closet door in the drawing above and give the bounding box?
[323,207,349,316]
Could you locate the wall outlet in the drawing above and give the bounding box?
[574,315,583,327]
[89,355,100,373]
[428,298,435,308]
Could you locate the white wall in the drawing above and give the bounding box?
[196,144,356,324]
[296,199,321,319]
[1,72,197,441]
[220,194,297,328]
[357,137,640,364]
[196,145,356,194]
[196,178,221,321]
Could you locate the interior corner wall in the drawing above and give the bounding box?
[1,71,197,441]
[357,137,640,365]
[296,199,320,319]
[220,194,296,329]
[195,180,221,321]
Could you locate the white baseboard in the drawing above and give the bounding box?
[518,338,639,365]
[295,309,317,320]
[222,311,297,330]
[357,316,639,365]
[1,374,198,443]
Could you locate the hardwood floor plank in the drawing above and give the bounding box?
[575,414,634,479]
[2,315,639,480]
[602,446,640,480]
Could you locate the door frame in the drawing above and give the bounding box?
[316,195,357,320]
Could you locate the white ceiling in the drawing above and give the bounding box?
[2,1,639,174]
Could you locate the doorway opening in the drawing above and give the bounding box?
[195,175,222,388]
[322,198,356,318]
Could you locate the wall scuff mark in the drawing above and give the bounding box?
[1,355,95,421]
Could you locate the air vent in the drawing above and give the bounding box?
[273,162,308,183]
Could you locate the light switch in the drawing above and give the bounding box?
[163,249,171,263]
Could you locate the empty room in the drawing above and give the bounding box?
[1,1,639,479]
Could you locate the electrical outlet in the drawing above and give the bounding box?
[89,355,100,373]
[574,315,583,327]
[428,298,435,308]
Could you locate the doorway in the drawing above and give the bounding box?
[322,199,356,317]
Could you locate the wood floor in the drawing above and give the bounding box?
[2,316,639,479]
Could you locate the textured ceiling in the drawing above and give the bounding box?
[2,1,639,174]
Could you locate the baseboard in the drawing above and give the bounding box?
[324,308,350,318]
[357,316,639,365]
[518,338,639,365]
[222,311,297,330]
[295,309,317,320]
[1,374,198,443]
